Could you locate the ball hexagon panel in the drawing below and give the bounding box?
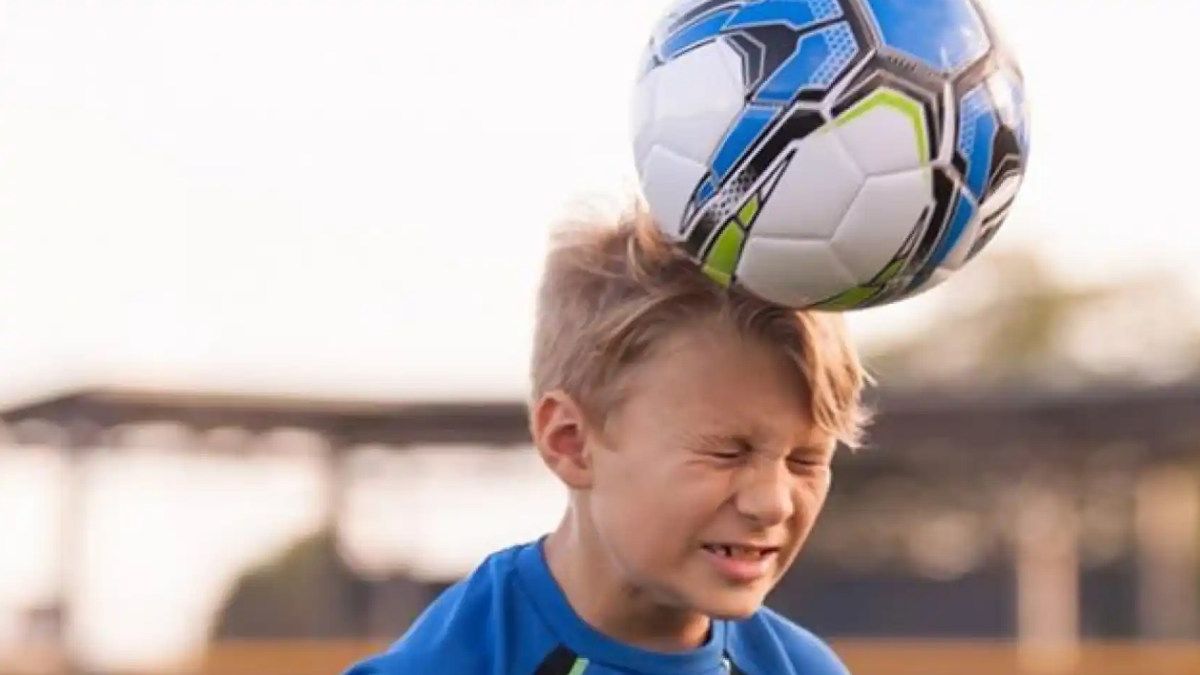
[737,235,857,308]
[860,0,990,74]
[749,128,864,240]
[650,38,747,167]
[831,167,933,283]
[832,86,931,176]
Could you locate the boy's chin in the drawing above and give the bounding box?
[688,588,767,621]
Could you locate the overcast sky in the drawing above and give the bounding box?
[1,0,1197,409]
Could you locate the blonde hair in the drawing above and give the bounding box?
[531,203,871,448]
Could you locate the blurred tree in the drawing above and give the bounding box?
[211,528,442,640]
[864,249,1200,389]
[211,528,371,639]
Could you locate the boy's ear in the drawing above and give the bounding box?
[530,391,594,490]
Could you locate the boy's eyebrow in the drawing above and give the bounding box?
[790,443,836,457]
[689,431,754,450]
[693,430,833,456]
[692,431,746,445]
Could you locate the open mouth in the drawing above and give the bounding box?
[701,543,780,561]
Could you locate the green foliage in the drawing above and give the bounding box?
[211,528,371,639]
[863,249,1200,388]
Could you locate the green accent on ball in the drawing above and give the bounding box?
[703,266,733,287]
[567,658,590,675]
[834,87,930,165]
[820,258,908,309]
[705,221,745,280]
[815,285,880,310]
[737,193,761,227]
[877,257,906,283]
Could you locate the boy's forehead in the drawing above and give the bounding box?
[633,320,801,395]
[620,321,826,445]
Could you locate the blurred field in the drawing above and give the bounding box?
[4,640,1200,675]
[836,640,1200,675]
[181,640,1197,675]
[2,634,1190,672]
[10,641,1190,675]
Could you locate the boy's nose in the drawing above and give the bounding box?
[735,461,795,526]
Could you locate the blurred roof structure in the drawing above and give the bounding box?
[1,384,1197,466]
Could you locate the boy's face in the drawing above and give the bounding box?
[587,320,835,620]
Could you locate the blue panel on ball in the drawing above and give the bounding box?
[928,191,976,270]
[958,84,998,200]
[662,8,737,59]
[861,0,990,73]
[697,176,718,203]
[725,0,842,32]
[753,21,858,103]
[809,22,857,87]
[711,104,779,181]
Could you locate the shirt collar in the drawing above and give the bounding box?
[515,537,729,674]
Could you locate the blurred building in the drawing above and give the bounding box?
[1,385,1199,674]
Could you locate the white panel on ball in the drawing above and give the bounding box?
[750,130,864,240]
[737,236,857,308]
[640,145,709,238]
[631,68,660,173]
[833,91,928,176]
[831,168,933,283]
[650,39,746,165]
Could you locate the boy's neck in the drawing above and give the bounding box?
[543,517,712,652]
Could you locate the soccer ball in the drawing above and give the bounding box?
[632,0,1030,309]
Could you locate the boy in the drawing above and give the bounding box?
[345,206,870,674]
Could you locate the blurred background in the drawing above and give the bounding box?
[1,1,1198,674]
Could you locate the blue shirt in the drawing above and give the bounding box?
[344,538,848,675]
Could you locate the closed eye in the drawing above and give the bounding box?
[706,436,754,460]
[788,457,824,467]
